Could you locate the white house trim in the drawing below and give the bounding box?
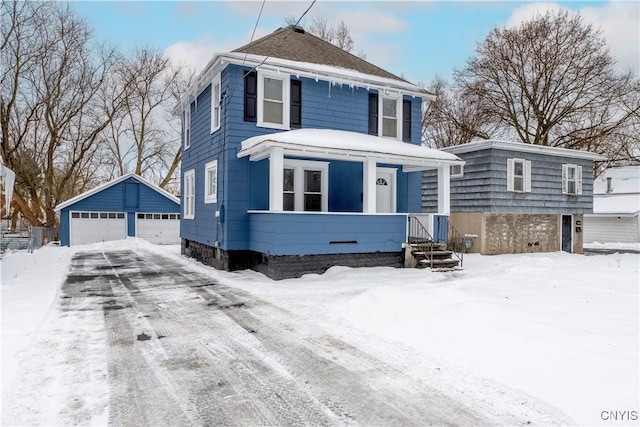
[54,173,179,212]
[443,139,606,161]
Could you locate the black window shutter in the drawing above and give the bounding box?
[402,100,412,141]
[290,80,302,128]
[244,71,257,122]
[368,93,378,135]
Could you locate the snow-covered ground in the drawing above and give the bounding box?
[2,239,639,425]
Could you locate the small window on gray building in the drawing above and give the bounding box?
[507,158,531,192]
[450,164,464,178]
[562,164,582,195]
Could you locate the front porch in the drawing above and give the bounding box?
[235,129,464,278]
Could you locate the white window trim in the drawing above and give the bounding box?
[378,94,402,141]
[257,70,290,130]
[562,164,583,195]
[184,105,191,149]
[210,74,221,134]
[183,169,195,219]
[283,159,329,212]
[204,160,218,204]
[507,158,531,193]
[450,164,464,179]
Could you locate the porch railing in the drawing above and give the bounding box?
[408,215,466,268]
[407,215,436,268]
[447,222,465,268]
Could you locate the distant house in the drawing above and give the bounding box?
[56,173,180,246]
[175,25,463,279]
[583,166,640,244]
[422,140,605,255]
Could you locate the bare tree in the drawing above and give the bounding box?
[454,10,639,159]
[1,1,124,226]
[422,76,498,148]
[332,20,353,52]
[103,47,191,188]
[288,16,363,58]
[308,16,333,44]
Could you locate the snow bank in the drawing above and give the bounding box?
[1,245,73,395]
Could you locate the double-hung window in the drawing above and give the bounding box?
[368,92,403,140]
[204,160,218,204]
[507,158,531,192]
[183,169,195,219]
[282,160,328,212]
[562,164,582,195]
[210,74,221,133]
[257,70,290,129]
[381,96,399,138]
[184,104,191,149]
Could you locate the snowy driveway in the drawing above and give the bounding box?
[7,249,487,426]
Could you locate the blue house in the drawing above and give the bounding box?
[177,25,462,279]
[55,173,180,246]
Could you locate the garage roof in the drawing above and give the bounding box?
[55,173,179,212]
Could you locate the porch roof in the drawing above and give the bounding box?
[237,129,463,170]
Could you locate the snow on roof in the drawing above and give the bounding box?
[442,139,606,161]
[222,52,427,97]
[593,194,640,215]
[54,173,179,212]
[238,129,462,169]
[593,166,640,195]
[178,52,430,112]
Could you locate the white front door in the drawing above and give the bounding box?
[376,168,396,213]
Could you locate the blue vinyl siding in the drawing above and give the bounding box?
[59,176,179,246]
[181,63,426,254]
[248,212,407,255]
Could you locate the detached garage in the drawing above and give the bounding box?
[55,173,180,246]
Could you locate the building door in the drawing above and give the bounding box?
[561,215,572,253]
[376,168,396,213]
[70,211,126,246]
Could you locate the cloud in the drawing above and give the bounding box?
[163,38,221,73]
[505,1,639,74]
[163,25,274,74]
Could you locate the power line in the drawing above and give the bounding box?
[242,0,266,67]
[243,0,317,77]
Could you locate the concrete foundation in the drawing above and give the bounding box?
[450,213,584,255]
[182,239,403,280]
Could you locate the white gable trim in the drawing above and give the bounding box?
[442,139,606,161]
[55,173,179,212]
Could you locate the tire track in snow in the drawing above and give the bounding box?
[131,250,488,426]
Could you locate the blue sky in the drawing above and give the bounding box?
[71,1,638,85]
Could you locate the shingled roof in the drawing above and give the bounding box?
[232,25,409,84]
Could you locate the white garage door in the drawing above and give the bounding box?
[70,211,127,246]
[136,213,180,245]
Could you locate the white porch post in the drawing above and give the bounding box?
[269,146,284,212]
[362,158,377,213]
[437,165,451,214]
